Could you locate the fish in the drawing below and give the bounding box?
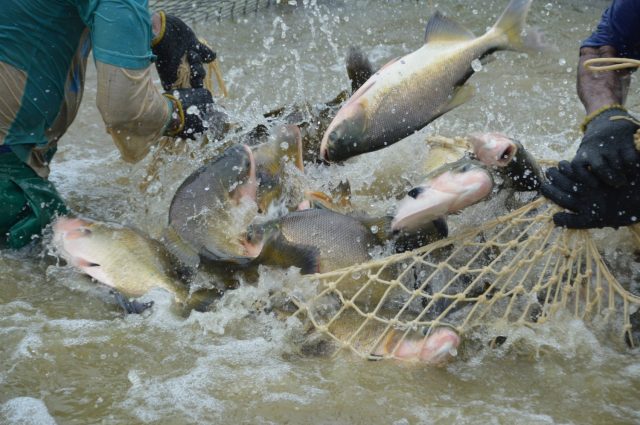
[297,181,448,254]
[370,325,460,364]
[468,132,542,191]
[51,217,218,311]
[238,208,447,307]
[392,158,494,232]
[297,179,354,214]
[241,208,378,275]
[320,0,546,162]
[301,307,460,364]
[252,124,305,212]
[166,144,259,266]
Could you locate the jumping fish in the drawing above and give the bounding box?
[320,0,546,162]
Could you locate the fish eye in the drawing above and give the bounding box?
[329,130,339,142]
[460,163,473,172]
[246,227,254,242]
[407,187,423,199]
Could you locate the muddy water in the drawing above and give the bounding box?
[2,1,640,424]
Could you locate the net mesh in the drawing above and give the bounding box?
[289,196,640,360]
[149,0,277,22]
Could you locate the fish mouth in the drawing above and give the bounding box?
[320,102,367,163]
[51,217,98,268]
[419,327,461,364]
[231,145,258,204]
[468,132,518,167]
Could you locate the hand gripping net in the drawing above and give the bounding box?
[289,197,640,360]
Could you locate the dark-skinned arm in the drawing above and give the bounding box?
[577,45,631,115]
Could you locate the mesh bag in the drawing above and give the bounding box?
[149,0,278,22]
[288,196,640,360]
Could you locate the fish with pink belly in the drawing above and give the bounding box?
[52,216,219,313]
[374,326,461,364]
[305,308,461,364]
[392,158,494,233]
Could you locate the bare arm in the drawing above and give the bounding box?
[577,45,632,115]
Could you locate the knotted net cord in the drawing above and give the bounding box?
[289,181,640,360]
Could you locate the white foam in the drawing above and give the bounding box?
[1,397,57,425]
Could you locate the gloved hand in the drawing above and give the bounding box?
[152,11,216,90]
[164,88,213,139]
[572,107,640,188]
[540,160,640,229]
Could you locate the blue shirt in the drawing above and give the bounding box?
[582,0,640,59]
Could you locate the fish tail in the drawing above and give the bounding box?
[492,0,549,52]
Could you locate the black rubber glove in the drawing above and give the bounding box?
[541,160,640,229]
[164,88,214,139]
[152,11,216,90]
[572,107,640,188]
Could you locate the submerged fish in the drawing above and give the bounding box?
[392,158,494,232]
[468,132,542,191]
[166,144,258,266]
[52,217,216,310]
[320,0,546,162]
[299,306,461,364]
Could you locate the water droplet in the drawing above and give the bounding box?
[544,3,553,10]
[558,58,566,66]
[370,225,379,234]
[471,59,483,72]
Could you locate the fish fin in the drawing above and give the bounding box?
[111,290,154,315]
[424,11,475,44]
[492,0,550,52]
[257,232,320,274]
[441,84,475,114]
[326,89,350,107]
[346,46,374,93]
[161,226,201,269]
[199,246,254,267]
[304,191,335,211]
[334,179,352,200]
[393,217,449,253]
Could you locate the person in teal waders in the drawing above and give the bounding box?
[0,0,216,249]
[541,0,640,229]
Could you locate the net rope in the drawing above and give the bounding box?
[149,0,278,22]
[288,181,640,361]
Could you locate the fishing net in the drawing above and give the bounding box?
[149,0,279,22]
[288,190,640,361]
